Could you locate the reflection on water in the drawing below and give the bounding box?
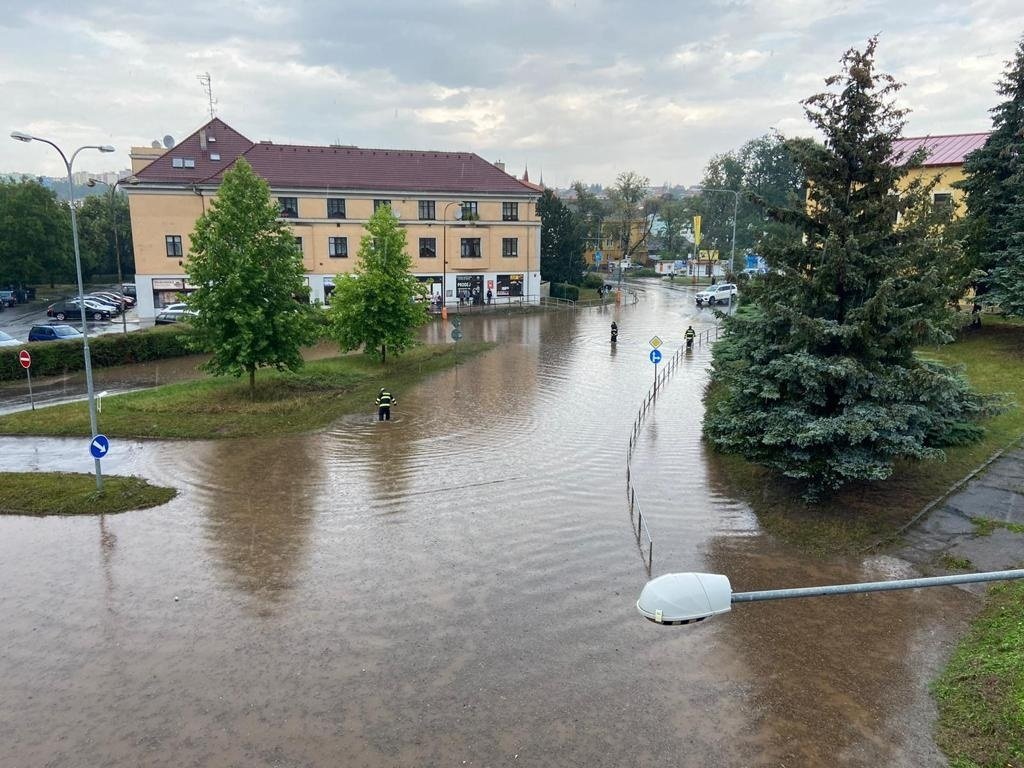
[0,283,977,766]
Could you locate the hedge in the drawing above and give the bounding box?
[550,283,580,301]
[581,273,606,289]
[0,325,199,382]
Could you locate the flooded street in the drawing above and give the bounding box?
[0,283,975,766]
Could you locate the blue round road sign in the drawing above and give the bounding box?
[649,349,662,364]
[90,434,110,459]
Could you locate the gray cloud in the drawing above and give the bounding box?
[2,0,1021,185]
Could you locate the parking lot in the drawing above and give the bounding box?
[0,290,150,344]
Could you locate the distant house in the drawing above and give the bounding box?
[890,132,990,215]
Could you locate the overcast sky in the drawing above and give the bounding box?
[2,1,1021,187]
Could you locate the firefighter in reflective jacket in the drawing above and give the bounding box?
[685,325,696,350]
[376,388,397,421]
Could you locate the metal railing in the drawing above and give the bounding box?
[429,294,540,315]
[624,325,721,575]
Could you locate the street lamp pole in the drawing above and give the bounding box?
[11,131,115,491]
[87,176,137,335]
[441,201,463,310]
[695,187,740,274]
[637,569,1024,625]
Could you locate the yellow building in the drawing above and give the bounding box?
[582,219,650,268]
[891,132,989,213]
[128,118,541,317]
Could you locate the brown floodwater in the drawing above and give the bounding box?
[0,284,975,766]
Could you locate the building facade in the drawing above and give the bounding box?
[127,119,541,318]
[891,132,990,213]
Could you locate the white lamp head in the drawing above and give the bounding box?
[10,131,33,143]
[99,145,115,153]
[637,572,733,625]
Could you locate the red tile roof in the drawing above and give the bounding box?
[133,118,253,182]
[136,119,537,196]
[890,132,990,167]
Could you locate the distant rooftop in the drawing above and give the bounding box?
[891,132,990,166]
[134,118,537,196]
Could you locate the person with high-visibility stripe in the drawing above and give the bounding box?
[685,325,696,350]
[376,388,397,421]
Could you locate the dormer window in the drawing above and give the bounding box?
[172,158,184,168]
[183,159,195,168]
[210,153,220,161]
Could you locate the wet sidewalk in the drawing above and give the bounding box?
[895,442,1024,576]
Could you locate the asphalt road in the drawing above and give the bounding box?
[0,297,149,343]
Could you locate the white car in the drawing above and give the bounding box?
[0,330,21,348]
[695,283,738,306]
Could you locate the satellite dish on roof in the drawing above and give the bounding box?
[151,140,161,148]
[162,135,176,149]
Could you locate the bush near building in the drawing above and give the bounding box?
[0,324,196,382]
[550,283,580,301]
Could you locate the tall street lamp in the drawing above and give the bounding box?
[87,175,138,335]
[11,131,115,490]
[637,569,1024,626]
[441,200,463,309]
[695,187,740,275]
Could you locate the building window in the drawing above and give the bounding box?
[171,158,184,168]
[294,237,303,252]
[373,199,392,212]
[502,202,519,221]
[419,238,437,258]
[933,192,953,212]
[502,238,519,257]
[461,238,482,258]
[165,235,183,257]
[329,237,348,258]
[278,197,298,218]
[461,201,479,220]
[418,200,436,220]
[497,273,524,297]
[210,153,221,161]
[327,198,346,218]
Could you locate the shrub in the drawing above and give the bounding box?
[550,283,580,301]
[0,325,199,382]
[582,273,605,289]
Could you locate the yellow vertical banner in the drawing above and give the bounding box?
[693,215,702,248]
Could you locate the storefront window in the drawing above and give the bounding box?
[496,273,523,297]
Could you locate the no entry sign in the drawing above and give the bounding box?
[19,349,31,369]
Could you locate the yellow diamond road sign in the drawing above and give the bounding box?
[649,336,662,349]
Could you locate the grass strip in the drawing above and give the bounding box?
[707,320,1024,555]
[0,342,492,440]
[933,582,1024,768]
[0,472,176,516]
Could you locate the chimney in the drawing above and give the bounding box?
[494,161,506,172]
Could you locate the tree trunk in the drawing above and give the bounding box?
[249,367,255,400]
[381,343,387,365]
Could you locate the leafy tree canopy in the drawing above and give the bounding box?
[538,189,586,285]
[0,178,72,287]
[326,204,429,364]
[704,37,997,498]
[185,158,317,393]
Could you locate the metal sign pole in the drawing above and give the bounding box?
[26,366,34,411]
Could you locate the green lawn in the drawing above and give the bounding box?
[0,342,491,440]
[933,582,1024,768]
[0,472,176,516]
[709,320,1024,555]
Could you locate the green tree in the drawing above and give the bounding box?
[185,158,316,395]
[537,189,586,284]
[704,38,995,497]
[326,204,429,364]
[76,192,134,279]
[0,178,72,286]
[958,36,1024,315]
[606,171,653,263]
[655,198,693,259]
[569,181,609,252]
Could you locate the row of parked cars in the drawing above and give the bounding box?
[45,290,137,322]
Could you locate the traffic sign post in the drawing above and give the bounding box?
[90,434,110,460]
[19,349,34,411]
[650,348,662,393]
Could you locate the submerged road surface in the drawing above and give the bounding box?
[0,283,974,766]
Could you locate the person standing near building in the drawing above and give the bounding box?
[486,288,493,305]
[376,387,397,421]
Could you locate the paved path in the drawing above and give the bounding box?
[895,443,1024,578]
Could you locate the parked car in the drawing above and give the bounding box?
[28,324,83,342]
[154,305,197,324]
[695,283,738,306]
[0,330,21,347]
[90,291,134,310]
[75,297,121,314]
[0,290,17,308]
[46,301,112,322]
[121,282,137,298]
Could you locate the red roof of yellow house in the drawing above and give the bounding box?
[890,132,990,166]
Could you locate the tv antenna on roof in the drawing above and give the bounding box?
[198,72,217,119]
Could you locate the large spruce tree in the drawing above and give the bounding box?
[958,36,1024,316]
[704,38,995,497]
